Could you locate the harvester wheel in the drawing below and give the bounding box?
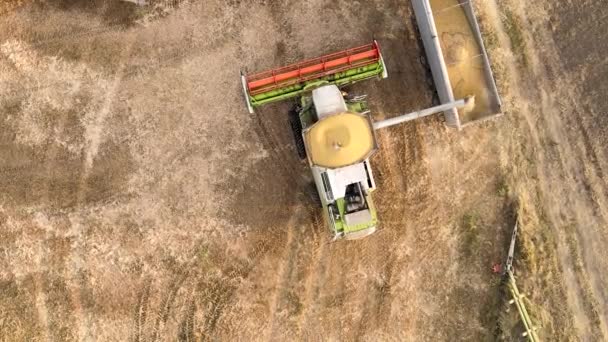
[306,182,322,208]
[419,54,428,68]
[289,107,307,160]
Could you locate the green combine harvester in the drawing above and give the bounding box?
[241,10,500,240]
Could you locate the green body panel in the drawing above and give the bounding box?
[346,101,368,114]
[334,195,378,234]
[249,62,384,107]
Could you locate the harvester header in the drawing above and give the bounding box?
[241,41,388,113]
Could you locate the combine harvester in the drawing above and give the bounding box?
[241,1,500,240]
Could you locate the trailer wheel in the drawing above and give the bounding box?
[289,107,307,160]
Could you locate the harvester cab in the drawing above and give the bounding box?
[241,1,501,240]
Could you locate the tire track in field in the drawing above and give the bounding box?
[251,108,302,189]
[177,293,196,342]
[196,228,294,340]
[247,92,326,339]
[353,243,396,339]
[265,212,304,340]
[348,121,418,338]
[247,74,325,338]
[131,266,190,342]
[356,114,439,338]
[299,214,331,334]
[198,278,234,340]
[145,219,301,341]
[132,278,152,342]
[150,271,189,342]
[247,81,327,339]
[32,241,52,342]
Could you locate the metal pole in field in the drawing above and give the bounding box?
[372,97,473,130]
[504,221,519,275]
[508,270,540,342]
[502,220,540,342]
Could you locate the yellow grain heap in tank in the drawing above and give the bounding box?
[304,112,375,169]
[432,0,493,123]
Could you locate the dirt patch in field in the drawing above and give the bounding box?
[1,0,606,340]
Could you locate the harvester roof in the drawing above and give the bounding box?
[304,112,376,169]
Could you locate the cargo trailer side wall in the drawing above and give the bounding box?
[411,0,460,129]
[457,0,502,127]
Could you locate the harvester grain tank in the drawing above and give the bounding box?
[241,2,500,240]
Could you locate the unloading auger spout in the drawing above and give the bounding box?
[372,96,475,130]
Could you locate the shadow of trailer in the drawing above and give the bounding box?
[412,0,502,130]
